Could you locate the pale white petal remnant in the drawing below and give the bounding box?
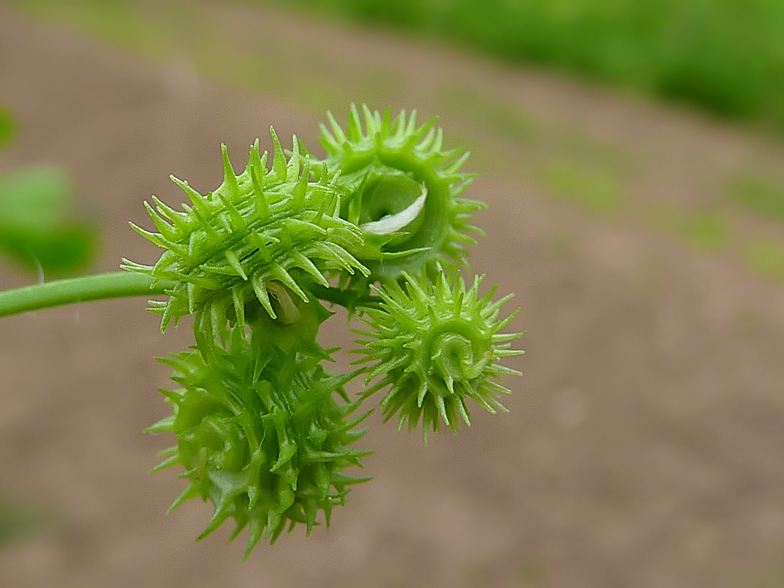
[360,185,427,235]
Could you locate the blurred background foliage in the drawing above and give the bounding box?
[13,0,784,132]
[0,107,16,147]
[0,107,96,276]
[0,493,52,549]
[265,0,784,130]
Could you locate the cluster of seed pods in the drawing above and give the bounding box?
[128,106,522,555]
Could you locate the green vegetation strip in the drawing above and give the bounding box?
[267,0,784,129]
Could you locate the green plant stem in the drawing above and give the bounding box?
[0,271,172,318]
[305,281,382,311]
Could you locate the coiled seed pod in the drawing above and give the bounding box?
[318,104,485,280]
[147,327,371,556]
[354,269,523,443]
[123,129,372,345]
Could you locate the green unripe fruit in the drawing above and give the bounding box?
[147,327,372,556]
[124,129,372,347]
[318,105,486,280]
[353,269,523,443]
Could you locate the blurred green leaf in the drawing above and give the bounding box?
[0,167,96,274]
[0,106,15,148]
[0,495,51,548]
[0,167,71,230]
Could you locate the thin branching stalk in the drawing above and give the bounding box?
[0,271,171,317]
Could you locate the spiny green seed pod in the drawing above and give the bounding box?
[123,129,371,343]
[147,327,371,556]
[353,269,523,443]
[318,104,485,280]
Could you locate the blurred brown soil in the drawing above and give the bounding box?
[2,4,784,588]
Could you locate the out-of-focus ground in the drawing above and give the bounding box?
[2,2,784,587]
